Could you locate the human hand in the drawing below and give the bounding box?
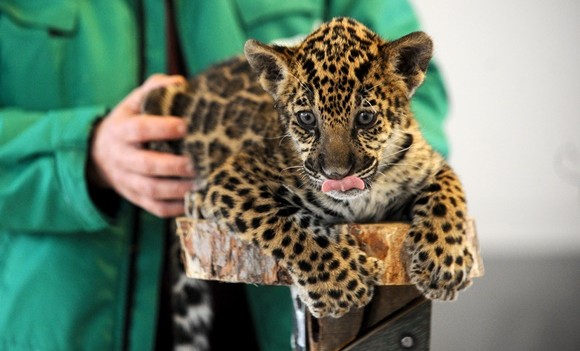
[88,74,194,217]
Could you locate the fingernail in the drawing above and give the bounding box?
[186,162,195,175]
[177,122,187,134]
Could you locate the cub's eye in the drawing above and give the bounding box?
[355,111,377,127]
[296,111,317,129]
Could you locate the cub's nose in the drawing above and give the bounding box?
[319,154,355,180]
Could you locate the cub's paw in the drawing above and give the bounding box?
[290,243,384,318]
[406,240,473,301]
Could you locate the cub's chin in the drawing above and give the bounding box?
[323,188,368,201]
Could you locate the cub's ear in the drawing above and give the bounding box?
[384,32,433,96]
[244,40,293,98]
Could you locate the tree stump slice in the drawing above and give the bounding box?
[176,218,483,351]
[175,218,483,286]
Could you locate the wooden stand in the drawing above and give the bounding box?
[176,219,483,350]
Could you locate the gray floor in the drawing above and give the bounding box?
[431,256,580,351]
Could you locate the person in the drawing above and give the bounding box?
[0,1,448,350]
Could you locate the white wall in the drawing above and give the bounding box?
[410,0,580,257]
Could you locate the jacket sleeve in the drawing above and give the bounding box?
[328,0,450,157]
[0,106,113,233]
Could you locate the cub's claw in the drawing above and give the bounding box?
[292,248,384,318]
[407,243,473,301]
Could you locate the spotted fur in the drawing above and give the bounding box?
[145,17,473,345]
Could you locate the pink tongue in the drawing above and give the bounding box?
[321,176,365,193]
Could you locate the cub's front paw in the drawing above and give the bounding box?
[291,243,384,318]
[406,238,473,300]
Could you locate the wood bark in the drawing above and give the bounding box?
[175,218,484,286]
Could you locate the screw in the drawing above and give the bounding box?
[400,335,414,349]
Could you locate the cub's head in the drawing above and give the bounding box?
[245,17,432,200]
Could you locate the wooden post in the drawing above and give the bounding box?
[175,219,483,350]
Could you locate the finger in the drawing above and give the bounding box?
[120,115,187,143]
[132,176,194,201]
[118,148,194,177]
[123,74,187,112]
[141,74,187,93]
[121,183,186,217]
[140,199,186,218]
[114,173,190,217]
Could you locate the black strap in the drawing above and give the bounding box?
[155,4,185,348]
[122,1,145,349]
[165,0,187,75]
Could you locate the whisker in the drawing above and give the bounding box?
[363,81,386,93]
[286,72,313,95]
[385,144,414,158]
[383,162,422,169]
[264,133,290,140]
[279,165,303,175]
[362,98,378,114]
[278,133,294,147]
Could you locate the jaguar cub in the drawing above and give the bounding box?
[145,17,473,318]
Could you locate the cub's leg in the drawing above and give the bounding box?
[406,164,473,300]
[201,151,384,318]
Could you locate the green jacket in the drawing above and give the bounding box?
[0,1,448,350]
